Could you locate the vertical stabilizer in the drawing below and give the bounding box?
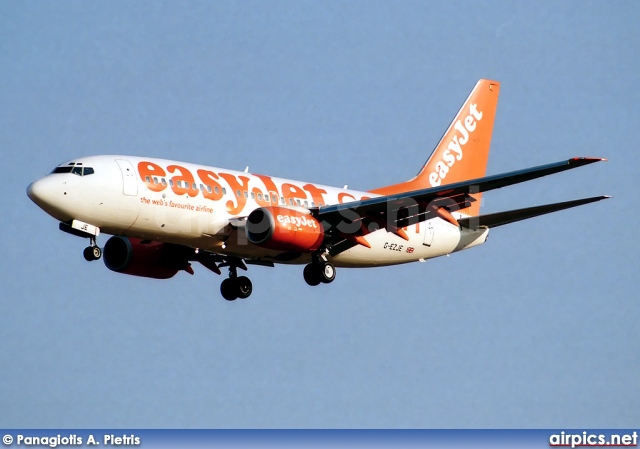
[371,79,500,216]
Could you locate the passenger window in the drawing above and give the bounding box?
[304,201,308,207]
[222,188,227,194]
[214,186,219,194]
[251,192,255,199]
[257,193,263,201]
[169,179,174,187]
[244,191,248,198]
[280,197,285,205]
[236,190,241,197]
[207,185,212,194]
[272,195,277,203]
[153,177,158,184]
[145,176,151,183]
[161,178,166,186]
[296,199,301,206]
[192,182,197,190]
[289,199,295,206]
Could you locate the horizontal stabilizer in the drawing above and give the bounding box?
[458,196,611,229]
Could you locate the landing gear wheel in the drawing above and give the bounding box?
[236,276,253,299]
[319,261,336,284]
[303,264,322,286]
[91,246,102,260]
[220,278,238,301]
[304,261,336,286]
[83,246,102,261]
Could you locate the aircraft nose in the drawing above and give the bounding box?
[26,181,42,204]
[26,176,71,221]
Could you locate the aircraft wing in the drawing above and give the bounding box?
[457,195,611,229]
[315,157,606,237]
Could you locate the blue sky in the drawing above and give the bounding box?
[1,1,638,428]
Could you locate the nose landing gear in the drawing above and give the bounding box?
[83,242,102,261]
[58,220,102,261]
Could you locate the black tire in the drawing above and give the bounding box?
[83,246,95,262]
[319,261,336,284]
[303,264,321,286]
[236,276,253,299]
[220,278,238,301]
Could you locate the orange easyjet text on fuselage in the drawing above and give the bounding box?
[137,161,370,216]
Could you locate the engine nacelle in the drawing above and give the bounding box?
[246,207,324,252]
[103,236,188,279]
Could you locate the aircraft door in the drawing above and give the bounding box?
[423,220,435,246]
[115,159,138,196]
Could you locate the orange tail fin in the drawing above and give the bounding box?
[370,79,500,216]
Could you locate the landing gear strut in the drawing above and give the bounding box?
[83,236,102,261]
[220,265,253,301]
[303,258,336,286]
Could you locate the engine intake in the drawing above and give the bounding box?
[246,207,324,252]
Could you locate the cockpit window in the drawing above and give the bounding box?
[52,166,73,174]
[51,165,95,176]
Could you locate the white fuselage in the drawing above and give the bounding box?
[27,155,489,267]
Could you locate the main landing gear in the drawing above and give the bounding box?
[217,254,336,300]
[303,259,336,287]
[220,265,253,301]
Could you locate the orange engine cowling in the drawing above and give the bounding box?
[246,207,324,252]
[103,236,191,279]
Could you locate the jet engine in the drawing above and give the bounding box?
[246,206,324,252]
[103,236,192,279]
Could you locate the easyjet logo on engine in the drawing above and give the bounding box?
[428,103,483,187]
[277,214,318,229]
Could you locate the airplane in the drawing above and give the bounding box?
[26,79,609,301]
